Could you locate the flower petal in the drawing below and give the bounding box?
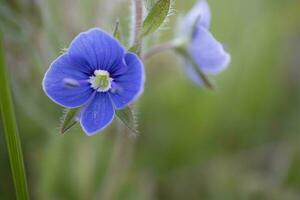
[109,53,145,109]
[185,0,211,30]
[42,53,93,108]
[68,28,125,72]
[188,26,231,75]
[110,58,128,77]
[80,93,115,135]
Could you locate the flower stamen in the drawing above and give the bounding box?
[89,70,113,92]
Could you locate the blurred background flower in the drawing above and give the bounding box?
[182,0,230,87]
[1,0,300,199]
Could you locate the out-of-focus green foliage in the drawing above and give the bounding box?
[1,0,300,199]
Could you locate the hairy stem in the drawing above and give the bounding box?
[131,0,143,53]
[142,41,176,60]
[0,33,29,199]
[96,124,134,200]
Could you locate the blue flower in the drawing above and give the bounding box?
[42,28,145,135]
[183,0,230,85]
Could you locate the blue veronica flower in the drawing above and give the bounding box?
[184,0,230,85]
[42,28,145,135]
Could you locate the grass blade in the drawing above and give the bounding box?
[0,33,29,199]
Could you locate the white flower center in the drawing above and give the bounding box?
[89,70,113,92]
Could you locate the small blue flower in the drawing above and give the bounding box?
[183,0,230,85]
[43,28,145,135]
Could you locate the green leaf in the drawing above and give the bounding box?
[0,33,29,200]
[60,108,80,134]
[144,0,157,11]
[113,19,122,42]
[116,107,138,134]
[141,0,171,37]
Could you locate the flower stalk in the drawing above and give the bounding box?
[131,0,143,54]
[142,33,192,60]
[142,41,174,60]
[96,125,133,200]
[0,33,29,200]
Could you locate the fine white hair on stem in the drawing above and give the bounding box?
[129,105,140,137]
[130,0,144,46]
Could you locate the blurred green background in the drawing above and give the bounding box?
[1,0,300,199]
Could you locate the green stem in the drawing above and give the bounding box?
[0,33,29,200]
